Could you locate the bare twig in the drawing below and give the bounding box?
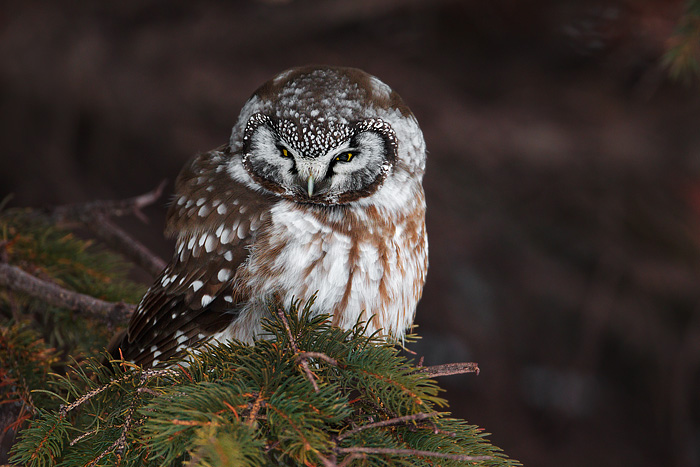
[88,214,166,277]
[139,368,178,383]
[69,428,98,446]
[246,391,265,428]
[277,308,299,352]
[296,351,338,366]
[298,355,320,392]
[48,181,168,277]
[86,392,140,467]
[335,446,492,462]
[337,453,365,467]
[413,362,480,378]
[0,263,134,323]
[50,180,167,223]
[278,309,320,393]
[60,368,174,420]
[337,412,438,441]
[66,367,174,455]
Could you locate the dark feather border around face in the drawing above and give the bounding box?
[240,112,399,205]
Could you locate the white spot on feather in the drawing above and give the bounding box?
[191,280,203,291]
[205,235,217,252]
[217,269,231,282]
[220,228,232,245]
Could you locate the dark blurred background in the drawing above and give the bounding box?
[2,1,700,465]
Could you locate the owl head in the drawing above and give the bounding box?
[228,66,426,206]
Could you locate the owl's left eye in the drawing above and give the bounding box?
[335,152,354,163]
[280,147,291,158]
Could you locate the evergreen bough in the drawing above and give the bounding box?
[9,305,518,466]
[1,206,520,466]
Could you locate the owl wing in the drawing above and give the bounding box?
[109,149,275,367]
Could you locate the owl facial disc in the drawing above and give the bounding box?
[241,113,397,205]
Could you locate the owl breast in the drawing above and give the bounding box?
[215,196,427,343]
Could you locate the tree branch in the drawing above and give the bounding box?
[278,309,320,393]
[337,412,438,441]
[88,214,166,277]
[47,181,168,277]
[335,446,492,462]
[0,263,134,323]
[49,180,167,223]
[413,362,480,377]
[296,351,338,367]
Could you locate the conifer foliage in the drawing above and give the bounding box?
[8,307,519,466]
[1,200,520,466]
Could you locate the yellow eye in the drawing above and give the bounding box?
[281,148,290,157]
[336,152,353,162]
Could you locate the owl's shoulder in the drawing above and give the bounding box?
[165,148,276,238]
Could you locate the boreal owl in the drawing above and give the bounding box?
[109,65,428,367]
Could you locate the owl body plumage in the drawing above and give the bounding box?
[112,66,428,367]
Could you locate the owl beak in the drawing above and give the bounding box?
[306,175,315,197]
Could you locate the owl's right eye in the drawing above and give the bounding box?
[280,147,290,158]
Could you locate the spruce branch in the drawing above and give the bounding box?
[10,304,519,467]
[0,262,134,323]
[47,181,168,276]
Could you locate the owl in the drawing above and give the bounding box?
[109,65,428,367]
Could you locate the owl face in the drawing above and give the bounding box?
[233,66,423,206]
[242,113,397,205]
